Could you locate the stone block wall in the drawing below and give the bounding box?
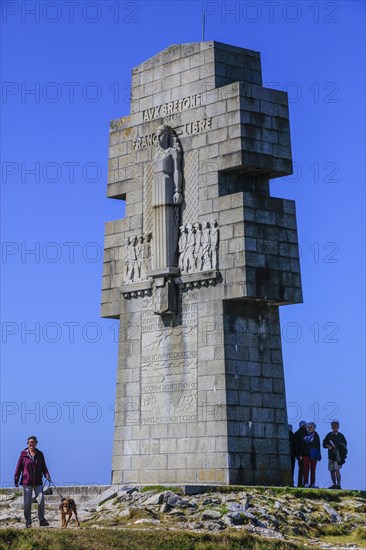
[224,301,291,485]
[102,41,303,486]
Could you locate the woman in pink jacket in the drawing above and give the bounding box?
[14,435,51,528]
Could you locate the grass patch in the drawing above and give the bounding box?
[140,485,184,495]
[0,527,307,550]
[313,524,350,537]
[255,487,366,502]
[127,507,159,521]
[321,526,366,547]
[354,526,366,540]
[203,504,229,515]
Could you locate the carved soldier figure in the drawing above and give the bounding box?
[141,233,152,279]
[124,237,132,282]
[152,125,183,272]
[135,235,144,280]
[201,221,211,271]
[193,222,202,271]
[185,224,196,274]
[210,220,219,270]
[178,225,187,273]
[126,236,137,282]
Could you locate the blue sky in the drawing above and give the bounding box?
[1,1,365,490]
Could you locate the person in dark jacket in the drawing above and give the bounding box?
[299,422,321,487]
[323,420,347,489]
[14,436,51,528]
[293,420,308,487]
[288,424,296,486]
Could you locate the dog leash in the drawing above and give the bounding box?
[48,479,65,501]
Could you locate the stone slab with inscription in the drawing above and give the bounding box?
[101,42,303,485]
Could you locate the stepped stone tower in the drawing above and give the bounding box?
[101,42,302,486]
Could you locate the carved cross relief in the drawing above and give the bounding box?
[120,101,224,314]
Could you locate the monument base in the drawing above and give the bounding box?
[111,294,291,487]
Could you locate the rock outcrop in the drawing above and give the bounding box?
[1,485,365,549]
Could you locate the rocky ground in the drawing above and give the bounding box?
[0,485,365,549]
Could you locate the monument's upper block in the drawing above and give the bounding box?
[130,42,262,114]
[108,42,293,203]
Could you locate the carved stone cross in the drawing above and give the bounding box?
[102,42,302,486]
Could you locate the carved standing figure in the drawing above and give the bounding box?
[124,236,136,282]
[123,237,129,279]
[152,125,183,272]
[136,235,143,280]
[129,236,138,281]
[142,233,152,279]
[124,237,131,281]
[193,222,202,271]
[201,221,211,271]
[185,224,196,274]
[178,225,187,273]
[210,220,219,269]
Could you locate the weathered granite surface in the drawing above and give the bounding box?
[101,42,303,485]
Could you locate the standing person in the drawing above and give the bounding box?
[288,424,296,486]
[14,436,51,528]
[293,420,308,487]
[299,422,321,488]
[323,420,347,489]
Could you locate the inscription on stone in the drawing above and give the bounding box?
[141,296,198,424]
[142,93,202,121]
[142,303,198,332]
[132,118,212,150]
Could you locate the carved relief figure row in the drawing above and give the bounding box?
[178,220,219,274]
[124,233,152,283]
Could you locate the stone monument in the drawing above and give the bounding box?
[101,42,302,486]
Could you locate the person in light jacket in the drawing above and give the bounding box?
[323,420,347,489]
[14,436,51,528]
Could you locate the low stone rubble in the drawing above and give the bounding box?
[0,486,364,549]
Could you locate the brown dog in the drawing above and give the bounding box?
[59,497,80,528]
